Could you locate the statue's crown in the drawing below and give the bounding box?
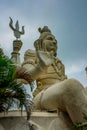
[38,26,51,34]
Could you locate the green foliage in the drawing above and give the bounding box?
[74,123,83,130]
[74,113,87,130]
[83,113,87,120]
[0,55,15,85]
[0,54,32,120]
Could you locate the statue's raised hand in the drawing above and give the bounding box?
[35,40,54,68]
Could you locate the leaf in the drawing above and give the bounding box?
[83,113,87,120]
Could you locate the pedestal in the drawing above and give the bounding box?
[11,40,23,65]
[0,110,75,130]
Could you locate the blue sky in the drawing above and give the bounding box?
[0,0,87,86]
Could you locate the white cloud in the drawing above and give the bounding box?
[65,61,87,87]
[65,60,87,75]
[66,65,82,75]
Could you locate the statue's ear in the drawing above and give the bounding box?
[34,39,39,48]
[34,39,44,50]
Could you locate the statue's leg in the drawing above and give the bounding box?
[38,78,87,124]
[33,90,45,110]
[62,78,87,124]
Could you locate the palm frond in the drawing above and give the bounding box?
[0,54,33,120]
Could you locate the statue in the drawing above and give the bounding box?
[9,17,25,65]
[9,17,25,39]
[15,26,87,130]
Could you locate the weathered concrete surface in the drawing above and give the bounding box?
[0,110,76,130]
[0,110,57,130]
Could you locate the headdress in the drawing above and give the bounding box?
[38,26,51,34]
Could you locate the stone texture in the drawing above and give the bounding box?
[0,111,77,130]
[0,124,5,130]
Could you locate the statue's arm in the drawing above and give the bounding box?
[15,40,54,83]
[15,62,46,83]
[15,52,53,83]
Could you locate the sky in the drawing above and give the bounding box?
[0,0,87,87]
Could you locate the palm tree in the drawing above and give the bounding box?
[0,49,32,120]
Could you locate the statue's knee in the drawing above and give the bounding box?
[64,78,84,91]
[61,78,84,99]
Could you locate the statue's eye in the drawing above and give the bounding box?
[47,37,53,40]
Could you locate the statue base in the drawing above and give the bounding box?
[0,110,75,130]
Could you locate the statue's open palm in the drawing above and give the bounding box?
[35,41,54,67]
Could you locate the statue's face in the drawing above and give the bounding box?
[43,34,57,55]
